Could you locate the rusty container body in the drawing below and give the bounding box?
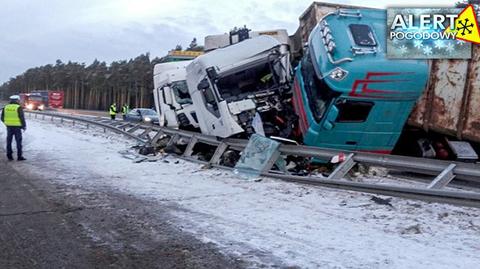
[409,46,480,143]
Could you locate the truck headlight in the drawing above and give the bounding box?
[329,67,348,81]
[26,104,34,110]
[327,41,336,53]
[38,104,45,110]
[144,117,152,122]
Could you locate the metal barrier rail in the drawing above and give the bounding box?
[27,110,480,208]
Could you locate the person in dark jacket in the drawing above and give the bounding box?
[1,95,27,161]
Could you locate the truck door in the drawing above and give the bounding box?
[315,98,374,151]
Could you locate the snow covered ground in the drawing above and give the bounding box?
[2,119,480,268]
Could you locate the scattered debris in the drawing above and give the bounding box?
[139,145,155,156]
[401,224,422,235]
[133,157,148,163]
[370,196,394,208]
[201,164,213,170]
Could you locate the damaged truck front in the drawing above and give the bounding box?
[186,35,296,138]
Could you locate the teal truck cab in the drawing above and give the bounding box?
[293,9,429,153]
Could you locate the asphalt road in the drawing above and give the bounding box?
[0,151,246,269]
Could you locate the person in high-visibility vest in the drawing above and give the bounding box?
[109,103,117,120]
[121,104,129,120]
[1,95,27,161]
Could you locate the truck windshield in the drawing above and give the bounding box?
[216,61,279,101]
[171,81,192,105]
[301,49,339,122]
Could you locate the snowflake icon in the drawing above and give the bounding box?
[423,46,433,56]
[445,42,455,53]
[414,40,424,49]
[456,39,466,45]
[434,40,445,49]
[398,45,408,55]
[457,18,474,36]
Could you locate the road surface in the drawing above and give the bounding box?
[0,150,245,269]
[1,118,480,268]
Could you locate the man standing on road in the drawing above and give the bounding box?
[1,95,27,161]
[121,104,129,120]
[109,103,117,120]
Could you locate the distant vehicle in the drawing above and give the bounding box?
[124,108,159,124]
[19,93,46,110]
[48,91,64,108]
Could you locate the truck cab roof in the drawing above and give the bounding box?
[153,60,191,87]
[309,8,428,99]
[187,35,284,88]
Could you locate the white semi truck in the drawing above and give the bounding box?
[186,35,295,138]
[153,61,199,130]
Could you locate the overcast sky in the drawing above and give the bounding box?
[0,0,455,84]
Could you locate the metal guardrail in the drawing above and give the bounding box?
[27,110,480,208]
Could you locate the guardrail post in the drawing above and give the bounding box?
[166,133,180,148]
[149,130,165,145]
[139,127,153,139]
[183,136,198,157]
[261,150,282,174]
[209,142,228,165]
[42,115,45,120]
[328,153,356,180]
[35,113,38,119]
[428,164,457,189]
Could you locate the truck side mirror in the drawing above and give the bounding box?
[327,105,339,122]
[206,66,218,80]
[197,78,210,91]
[322,105,339,130]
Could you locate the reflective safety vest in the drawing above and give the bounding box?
[3,104,22,127]
[122,105,129,115]
[109,105,117,115]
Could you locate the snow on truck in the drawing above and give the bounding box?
[153,61,199,129]
[186,35,296,138]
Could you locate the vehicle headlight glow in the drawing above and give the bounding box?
[26,104,34,110]
[329,67,349,81]
[144,117,152,122]
[38,104,45,110]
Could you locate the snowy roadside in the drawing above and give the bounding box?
[2,119,480,268]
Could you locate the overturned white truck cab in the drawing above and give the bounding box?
[186,35,295,138]
[153,61,199,129]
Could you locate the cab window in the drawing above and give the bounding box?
[300,48,340,123]
[201,84,220,118]
[336,100,373,123]
[349,24,376,47]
